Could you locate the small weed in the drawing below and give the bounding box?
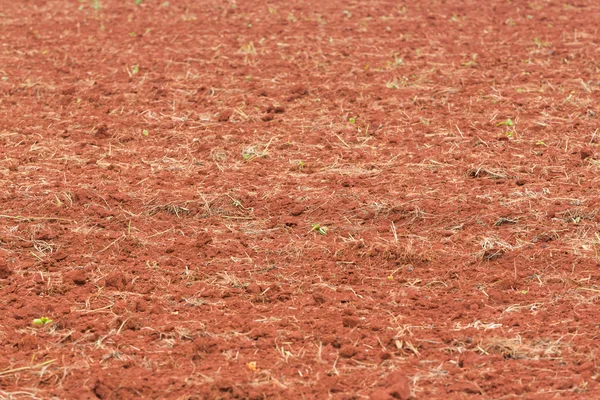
[142,129,149,136]
[311,224,328,235]
[386,76,408,89]
[561,209,597,224]
[131,65,140,75]
[241,138,274,161]
[497,119,514,127]
[226,194,245,209]
[461,53,478,67]
[32,317,53,326]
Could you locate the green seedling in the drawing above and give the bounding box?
[497,119,514,127]
[298,160,305,170]
[131,65,139,74]
[226,194,250,210]
[311,224,328,235]
[135,0,143,4]
[142,129,149,136]
[348,116,356,124]
[32,317,53,326]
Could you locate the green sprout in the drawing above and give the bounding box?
[497,119,514,127]
[311,224,328,235]
[142,129,149,136]
[348,116,356,124]
[135,0,143,4]
[32,317,53,326]
[298,160,305,170]
[131,65,139,74]
[226,194,249,210]
[386,79,400,89]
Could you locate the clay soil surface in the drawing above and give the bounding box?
[2,0,600,398]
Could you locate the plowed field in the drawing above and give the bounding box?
[1,1,600,398]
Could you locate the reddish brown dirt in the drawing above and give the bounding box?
[1,0,600,398]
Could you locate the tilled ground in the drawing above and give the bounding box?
[1,0,600,398]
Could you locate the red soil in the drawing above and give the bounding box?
[1,0,600,398]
